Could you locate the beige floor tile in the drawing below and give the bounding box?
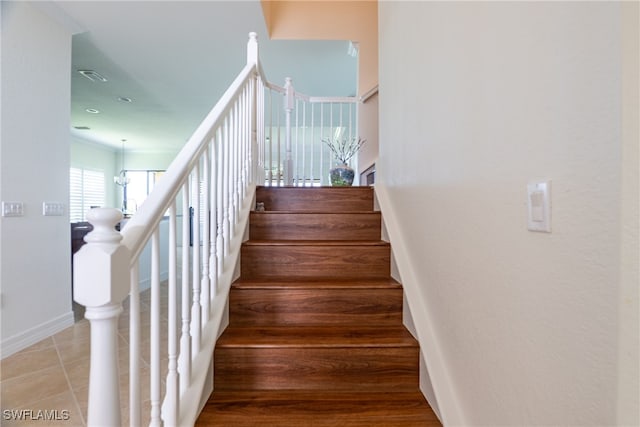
[51,320,91,347]
[1,346,61,382]
[1,365,70,410]
[0,390,85,427]
[71,386,87,423]
[53,337,91,365]
[60,357,89,393]
[2,282,178,426]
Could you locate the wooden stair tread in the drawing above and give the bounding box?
[256,186,374,212]
[197,391,440,426]
[217,325,418,348]
[232,277,402,290]
[244,240,390,246]
[201,187,441,425]
[252,210,378,215]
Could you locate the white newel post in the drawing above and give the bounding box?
[284,77,295,186]
[73,208,130,427]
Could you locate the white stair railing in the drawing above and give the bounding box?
[73,32,359,427]
[74,33,264,427]
[263,79,358,186]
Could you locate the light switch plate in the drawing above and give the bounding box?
[43,201,64,216]
[527,181,551,232]
[2,201,24,217]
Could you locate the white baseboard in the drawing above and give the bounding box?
[374,184,466,425]
[1,311,75,359]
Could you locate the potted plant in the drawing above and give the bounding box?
[323,136,366,186]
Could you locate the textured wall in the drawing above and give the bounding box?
[378,2,638,425]
[1,2,74,355]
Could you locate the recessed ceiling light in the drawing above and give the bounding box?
[85,108,100,114]
[117,97,133,103]
[74,126,91,130]
[78,70,108,83]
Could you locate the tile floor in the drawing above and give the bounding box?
[1,290,163,426]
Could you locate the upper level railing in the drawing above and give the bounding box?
[73,33,359,426]
[263,79,357,186]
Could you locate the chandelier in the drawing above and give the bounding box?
[113,139,130,187]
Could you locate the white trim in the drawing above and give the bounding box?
[1,311,75,359]
[360,85,379,103]
[374,184,467,426]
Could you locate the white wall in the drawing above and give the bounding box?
[1,2,74,356]
[71,135,118,209]
[378,2,638,425]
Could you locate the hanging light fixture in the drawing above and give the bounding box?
[114,140,130,214]
[114,139,130,187]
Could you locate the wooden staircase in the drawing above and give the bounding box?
[196,187,441,426]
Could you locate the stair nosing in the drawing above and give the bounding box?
[251,211,380,215]
[243,240,389,246]
[232,278,402,290]
[217,326,419,349]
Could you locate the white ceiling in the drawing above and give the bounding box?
[52,1,357,152]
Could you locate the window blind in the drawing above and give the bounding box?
[70,167,105,222]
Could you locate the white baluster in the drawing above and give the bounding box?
[241,87,248,196]
[201,149,211,323]
[276,93,281,186]
[179,182,191,393]
[310,103,315,186]
[320,104,325,186]
[129,264,141,427]
[210,136,218,297]
[237,97,243,213]
[258,78,265,182]
[74,208,128,427]
[216,130,225,276]
[149,229,161,427]
[252,80,257,185]
[268,90,273,185]
[302,101,307,186]
[223,117,231,256]
[163,202,179,427]
[284,77,294,186]
[191,166,201,356]
[230,103,237,235]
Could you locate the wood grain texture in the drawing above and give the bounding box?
[250,211,382,240]
[232,277,404,290]
[229,287,403,326]
[196,391,441,426]
[214,346,419,391]
[197,187,441,426]
[241,241,390,279]
[256,186,374,212]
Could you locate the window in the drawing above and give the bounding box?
[70,167,105,222]
[122,170,164,214]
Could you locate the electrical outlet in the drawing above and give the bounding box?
[43,201,64,216]
[2,201,24,217]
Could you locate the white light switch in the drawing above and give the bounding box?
[43,201,64,216]
[527,181,551,232]
[2,201,24,217]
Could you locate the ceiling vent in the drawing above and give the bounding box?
[78,70,108,83]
